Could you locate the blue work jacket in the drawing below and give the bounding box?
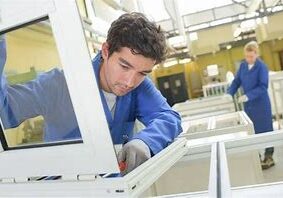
[0,38,182,154]
[228,58,273,133]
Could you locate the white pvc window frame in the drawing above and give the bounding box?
[0,117,282,196]
[180,111,254,140]
[173,95,235,120]
[162,130,283,198]
[0,0,119,180]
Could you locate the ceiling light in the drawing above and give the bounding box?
[189,32,198,41]
[233,27,242,38]
[179,58,191,64]
[263,16,268,24]
[163,60,178,67]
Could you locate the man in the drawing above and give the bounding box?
[227,41,274,170]
[0,13,182,174]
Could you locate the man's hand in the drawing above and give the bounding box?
[238,95,248,103]
[118,139,151,175]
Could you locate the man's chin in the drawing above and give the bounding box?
[113,87,131,96]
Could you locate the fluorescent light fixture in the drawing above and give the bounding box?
[245,12,257,18]
[256,18,262,25]
[179,58,191,64]
[263,16,268,24]
[189,32,198,41]
[236,36,242,41]
[233,27,242,38]
[240,19,256,29]
[182,48,189,53]
[210,17,232,26]
[173,42,187,48]
[226,45,232,50]
[164,60,178,67]
[272,5,283,12]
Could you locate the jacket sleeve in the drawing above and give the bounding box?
[245,62,269,101]
[0,69,65,129]
[227,64,242,96]
[132,77,183,155]
[0,37,63,128]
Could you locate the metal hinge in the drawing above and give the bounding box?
[0,177,15,183]
[77,174,99,181]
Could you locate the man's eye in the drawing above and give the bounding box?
[120,64,129,70]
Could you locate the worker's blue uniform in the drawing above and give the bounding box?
[228,58,273,134]
[0,38,182,155]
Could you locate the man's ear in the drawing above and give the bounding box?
[101,42,109,60]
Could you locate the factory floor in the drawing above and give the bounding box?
[262,145,283,183]
[261,120,283,183]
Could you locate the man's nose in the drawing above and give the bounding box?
[125,72,136,88]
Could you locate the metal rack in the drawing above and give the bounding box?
[203,82,229,97]
[269,74,283,129]
[202,81,244,111]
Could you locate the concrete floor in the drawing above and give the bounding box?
[255,120,283,184]
[262,145,283,183]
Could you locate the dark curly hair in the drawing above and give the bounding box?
[106,12,167,64]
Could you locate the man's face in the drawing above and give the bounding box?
[101,44,156,96]
[244,51,257,65]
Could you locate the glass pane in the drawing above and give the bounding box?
[143,150,211,196]
[187,118,209,134]
[0,18,82,149]
[227,145,283,187]
[214,113,244,129]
